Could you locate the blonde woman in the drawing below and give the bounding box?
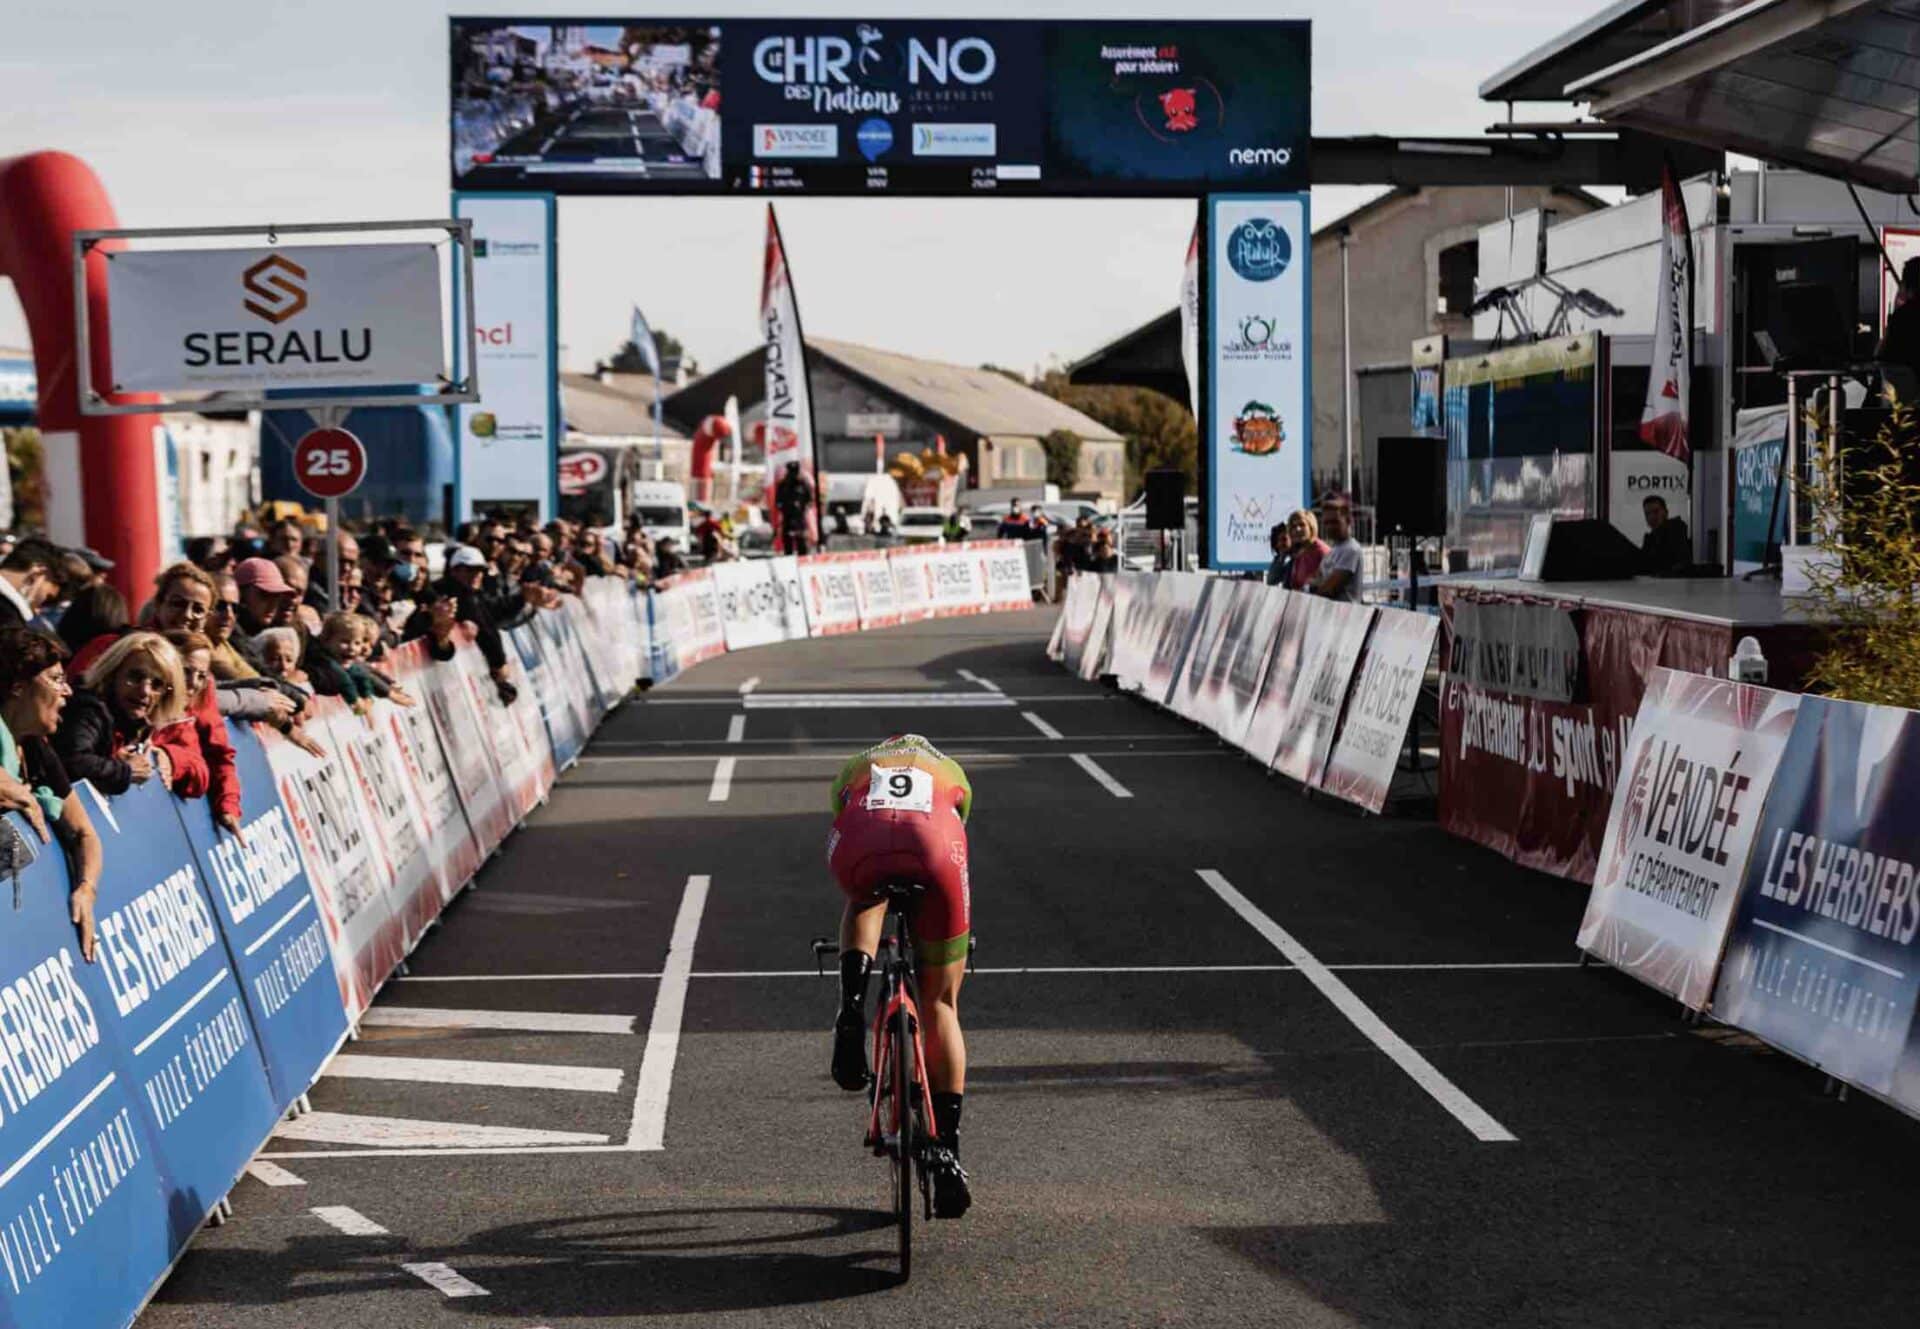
[1282,508,1330,591]
[51,631,189,797]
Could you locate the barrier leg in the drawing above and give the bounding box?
[297,1093,312,1115]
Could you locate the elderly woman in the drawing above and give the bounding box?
[52,631,194,797]
[0,628,101,961]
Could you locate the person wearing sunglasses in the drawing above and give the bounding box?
[0,628,101,961]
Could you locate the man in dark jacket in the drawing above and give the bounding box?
[401,547,518,705]
[775,462,814,556]
[1639,495,1692,574]
[0,539,60,629]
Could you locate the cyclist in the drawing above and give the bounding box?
[827,733,972,1218]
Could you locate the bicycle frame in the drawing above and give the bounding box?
[865,904,939,1155]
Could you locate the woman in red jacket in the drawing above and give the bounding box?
[159,629,241,832]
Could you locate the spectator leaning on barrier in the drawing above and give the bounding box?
[417,547,519,706]
[232,556,299,667]
[53,630,192,798]
[0,628,101,961]
[1089,527,1119,574]
[1283,510,1330,592]
[158,629,242,832]
[0,538,60,629]
[1311,497,1364,603]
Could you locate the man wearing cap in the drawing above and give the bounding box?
[231,556,300,669]
[405,546,519,706]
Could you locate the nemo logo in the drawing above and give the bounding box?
[242,253,308,324]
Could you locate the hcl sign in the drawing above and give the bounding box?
[752,35,996,86]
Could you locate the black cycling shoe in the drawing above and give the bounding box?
[831,1011,869,1091]
[926,1146,971,1219]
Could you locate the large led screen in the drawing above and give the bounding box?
[450,18,1309,196]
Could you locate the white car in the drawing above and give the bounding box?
[897,507,949,544]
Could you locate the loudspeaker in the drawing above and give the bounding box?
[1145,469,1186,530]
[1525,518,1642,582]
[1376,436,1446,536]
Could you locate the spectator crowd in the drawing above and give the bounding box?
[0,510,665,966]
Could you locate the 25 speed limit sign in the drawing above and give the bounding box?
[292,427,368,500]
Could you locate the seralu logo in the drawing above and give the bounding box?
[242,254,308,325]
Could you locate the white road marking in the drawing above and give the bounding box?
[395,961,1581,982]
[245,1160,306,1187]
[708,757,736,802]
[1753,918,1905,978]
[956,669,1002,692]
[359,1006,636,1035]
[726,714,746,743]
[311,1205,389,1236]
[131,969,229,1056]
[627,873,710,1150]
[743,692,1015,709]
[276,1112,610,1150]
[1197,869,1517,1143]
[267,1143,632,1160]
[1070,753,1134,798]
[583,748,1224,765]
[326,1055,623,1094]
[651,693,1109,706]
[737,677,760,695]
[402,1262,490,1298]
[596,733,1189,749]
[1021,711,1064,740]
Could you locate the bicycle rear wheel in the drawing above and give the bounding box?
[892,997,913,1280]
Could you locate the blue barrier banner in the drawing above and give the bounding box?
[512,625,585,771]
[1715,695,1920,1113]
[0,812,173,1329]
[647,589,684,685]
[176,727,350,1110]
[77,779,279,1252]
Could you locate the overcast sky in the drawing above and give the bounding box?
[0,1,1595,378]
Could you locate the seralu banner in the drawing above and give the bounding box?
[1579,669,1801,1010]
[108,244,444,395]
[761,204,819,546]
[1207,194,1309,570]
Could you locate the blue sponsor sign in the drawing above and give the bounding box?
[1714,695,1920,1114]
[647,590,685,684]
[0,812,173,1329]
[77,779,279,1252]
[174,727,349,1110]
[857,117,893,161]
[510,625,585,771]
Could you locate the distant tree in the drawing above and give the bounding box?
[1029,371,1196,499]
[1039,429,1083,491]
[606,327,695,377]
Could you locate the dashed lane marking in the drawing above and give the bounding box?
[742,692,1015,709]
[737,677,760,695]
[627,874,710,1150]
[709,756,736,801]
[956,669,1003,693]
[277,1112,610,1150]
[245,1160,305,1187]
[1070,753,1134,798]
[401,1262,490,1298]
[726,714,746,743]
[326,1055,624,1093]
[1020,711,1064,740]
[358,1007,636,1035]
[311,1206,389,1236]
[1198,869,1517,1143]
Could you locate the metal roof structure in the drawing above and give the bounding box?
[560,371,687,439]
[1486,0,1920,193]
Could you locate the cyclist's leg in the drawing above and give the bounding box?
[827,813,891,1090]
[918,957,966,1097]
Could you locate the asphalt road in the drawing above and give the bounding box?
[144,609,1920,1327]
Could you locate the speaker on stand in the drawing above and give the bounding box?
[1144,469,1187,571]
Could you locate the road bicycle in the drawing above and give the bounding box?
[814,882,937,1281]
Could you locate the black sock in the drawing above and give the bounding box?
[932,1092,963,1155]
[838,950,872,1020]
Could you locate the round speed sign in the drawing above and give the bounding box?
[293,427,368,500]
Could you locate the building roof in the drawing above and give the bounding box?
[560,371,687,440]
[661,338,1123,444]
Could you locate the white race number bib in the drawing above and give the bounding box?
[865,763,934,814]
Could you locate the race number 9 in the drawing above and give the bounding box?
[865,763,934,814]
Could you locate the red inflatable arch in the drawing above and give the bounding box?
[0,151,164,600]
[688,413,732,505]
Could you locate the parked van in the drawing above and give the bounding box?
[628,480,690,551]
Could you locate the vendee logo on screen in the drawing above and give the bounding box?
[1226,218,1292,282]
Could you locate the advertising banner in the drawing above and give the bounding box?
[1142,574,1208,705]
[1273,600,1374,785]
[1207,194,1309,570]
[557,594,619,717]
[412,634,518,861]
[108,244,445,396]
[1167,577,1243,724]
[767,555,812,639]
[1445,600,1582,704]
[1105,573,1158,692]
[0,815,174,1329]
[977,540,1034,613]
[1212,584,1288,744]
[713,559,789,650]
[924,546,989,618]
[1240,591,1317,763]
[798,553,862,636]
[1056,573,1103,673]
[1439,588,1732,884]
[664,570,728,666]
[386,639,498,876]
[82,777,282,1251]
[454,194,557,523]
[762,206,819,547]
[1078,574,1117,680]
[1579,669,1802,1010]
[320,703,444,948]
[257,710,405,1020]
[1731,406,1787,574]
[451,637,552,820]
[890,547,936,624]
[176,728,350,1109]
[377,665,483,901]
[848,550,901,629]
[513,623,587,770]
[1321,608,1439,813]
[1714,696,1920,1111]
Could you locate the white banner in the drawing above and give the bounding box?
[1180,221,1201,424]
[762,205,818,545]
[891,546,936,624]
[848,550,901,629]
[713,559,789,650]
[767,555,811,640]
[976,540,1033,613]
[1578,668,1801,1010]
[1321,608,1440,814]
[925,546,989,617]
[456,195,555,522]
[1208,196,1310,570]
[1273,600,1375,785]
[108,243,444,395]
[1214,586,1290,745]
[1106,573,1160,693]
[799,554,862,636]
